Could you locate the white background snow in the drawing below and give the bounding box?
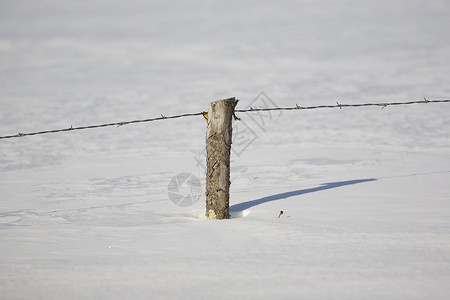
[1,0,450,299]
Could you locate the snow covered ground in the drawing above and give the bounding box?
[1,0,450,299]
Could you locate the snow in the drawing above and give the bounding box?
[1,0,450,299]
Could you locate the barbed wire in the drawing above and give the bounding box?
[0,112,205,140]
[0,98,449,140]
[235,98,450,112]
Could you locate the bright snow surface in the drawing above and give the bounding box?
[1,0,450,299]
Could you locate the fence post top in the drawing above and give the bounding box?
[210,97,239,105]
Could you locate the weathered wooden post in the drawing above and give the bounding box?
[205,97,239,219]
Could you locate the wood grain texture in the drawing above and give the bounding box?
[205,97,239,219]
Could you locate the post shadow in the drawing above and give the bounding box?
[230,178,376,212]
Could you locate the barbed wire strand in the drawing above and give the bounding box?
[0,112,204,140]
[1,98,449,140]
[235,98,450,112]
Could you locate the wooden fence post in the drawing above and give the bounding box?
[205,97,239,219]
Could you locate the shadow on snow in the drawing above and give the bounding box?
[230,178,376,211]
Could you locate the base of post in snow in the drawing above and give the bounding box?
[205,97,239,220]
